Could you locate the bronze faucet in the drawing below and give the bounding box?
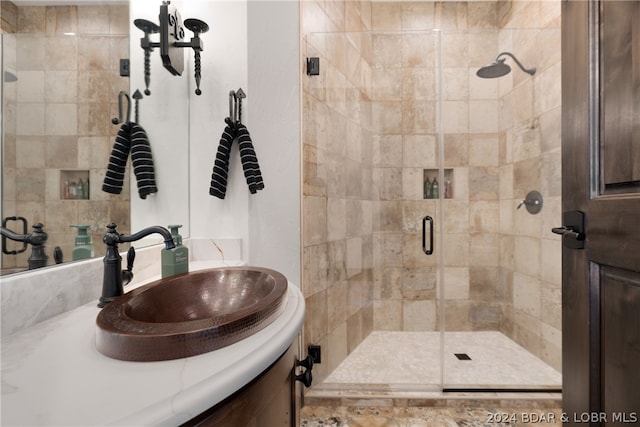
[1,221,61,269]
[99,223,175,307]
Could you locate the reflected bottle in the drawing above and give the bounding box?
[431,178,439,199]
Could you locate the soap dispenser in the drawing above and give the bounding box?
[69,224,94,260]
[161,224,189,278]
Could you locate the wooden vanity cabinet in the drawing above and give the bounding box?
[181,344,300,427]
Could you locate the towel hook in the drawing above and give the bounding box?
[227,90,237,126]
[236,88,246,124]
[111,91,131,125]
[132,89,143,124]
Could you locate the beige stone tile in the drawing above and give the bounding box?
[469,234,500,267]
[469,200,499,233]
[17,103,44,136]
[46,5,77,34]
[303,243,330,296]
[441,33,468,67]
[443,234,470,267]
[403,67,437,101]
[469,167,499,201]
[372,34,402,69]
[436,2,468,32]
[303,195,327,246]
[17,35,45,71]
[77,102,109,137]
[45,36,77,71]
[403,232,438,268]
[17,71,44,103]
[372,67,402,101]
[403,300,436,331]
[540,323,561,372]
[372,101,402,134]
[373,232,403,267]
[45,136,77,168]
[499,199,514,235]
[371,2,401,32]
[77,5,110,35]
[402,167,427,201]
[374,267,403,300]
[403,135,436,168]
[469,134,499,167]
[443,134,469,166]
[540,238,561,285]
[541,286,561,331]
[402,267,437,300]
[468,2,497,31]
[45,103,77,136]
[373,299,402,330]
[402,33,437,68]
[373,167,402,201]
[469,100,499,133]
[346,237,363,278]
[513,272,541,318]
[442,267,470,300]
[442,67,469,101]
[402,100,437,134]
[373,135,403,167]
[327,281,348,333]
[500,235,515,271]
[442,101,468,133]
[18,6,45,33]
[45,71,78,103]
[514,236,540,278]
[443,200,469,234]
[16,136,45,169]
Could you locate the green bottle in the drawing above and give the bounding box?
[431,177,439,199]
[70,224,94,260]
[161,224,189,278]
[424,177,431,199]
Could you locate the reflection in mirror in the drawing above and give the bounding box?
[1,2,131,275]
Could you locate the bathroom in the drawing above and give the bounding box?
[1,0,638,425]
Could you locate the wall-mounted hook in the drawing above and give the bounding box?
[132,89,143,123]
[235,88,246,124]
[111,91,131,125]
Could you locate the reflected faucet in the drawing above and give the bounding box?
[1,221,61,270]
[99,223,175,308]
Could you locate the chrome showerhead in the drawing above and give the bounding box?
[476,52,536,79]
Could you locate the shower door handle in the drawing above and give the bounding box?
[422,215,433,255]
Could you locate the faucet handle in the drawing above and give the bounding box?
[122,247,136,287]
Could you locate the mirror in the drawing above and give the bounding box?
[1,0,190,276]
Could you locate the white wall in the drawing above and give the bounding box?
[247,1,301,285]
[130,1,300,285]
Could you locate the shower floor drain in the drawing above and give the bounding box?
[454,353,472,360]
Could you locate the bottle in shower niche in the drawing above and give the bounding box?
[431,177,439,199]
[444,179,452,199]
[76,179,85,200]
[424,177,432,199]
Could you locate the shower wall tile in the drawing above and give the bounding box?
[15,136,45,169]
[371,3,401,32]
[373,135,403,167]
[373,299,402,330]
[45,71,78,103]
[77,6,110,35]
[45,37,78,71]
[44,136,77,168]
[443,67,469,100]
[17,70,44,102]
[16,103,44,135]
[17,7,45,33]
[16,35,45,70]
[45,6,77,34]
[401,167,426,201]
[403,300,436,331]
[443,267,470,300]
[469,100,499,132]
[467,2,498,31]
[401,2,436,31]
[469,200,500,233]
[442,100,469,133]
[45,103,77,135]
[436,2,468,32]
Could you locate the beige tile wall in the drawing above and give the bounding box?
[1,3,130,268]
[301,0,375,383]
[301,0,562,380]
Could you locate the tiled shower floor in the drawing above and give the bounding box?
[320,331,561,390]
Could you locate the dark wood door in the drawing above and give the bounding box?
[562,1,640,425]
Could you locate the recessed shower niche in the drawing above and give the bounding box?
[423,169,453,199]
[60,170,90,200]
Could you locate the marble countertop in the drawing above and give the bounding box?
[1,261,305,426]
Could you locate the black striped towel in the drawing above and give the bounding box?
[236,123,264,194]
[102,122,158,199]
[210,122,264,199]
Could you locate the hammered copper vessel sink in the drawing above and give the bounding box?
[96,267,288,361]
